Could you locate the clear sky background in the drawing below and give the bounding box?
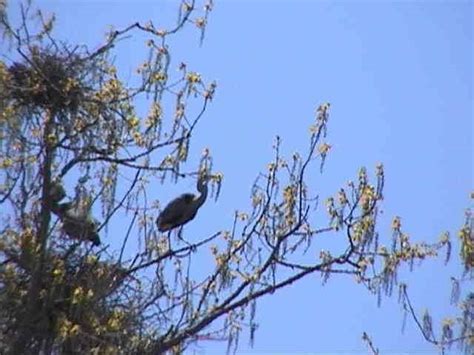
[7,0,473,354]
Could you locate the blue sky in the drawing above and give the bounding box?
[8,0,473,353]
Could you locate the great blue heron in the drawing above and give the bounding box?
[54,201,101,246]
[49,180,101,246]
[156,175,209,232]
[49,180,66,204]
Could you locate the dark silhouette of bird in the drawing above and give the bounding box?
[49,179,100,246]
[156,175,209,232]
[49,180,101,247]
[48,180,66,205]
[54,201,101,246]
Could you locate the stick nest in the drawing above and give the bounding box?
[7,48,86,113]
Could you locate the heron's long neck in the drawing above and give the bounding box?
[195,184,208,207]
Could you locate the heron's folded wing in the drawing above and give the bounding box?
[157,196,190,230]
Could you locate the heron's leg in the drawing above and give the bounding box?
[167,231,172,252]
[176,227,193,249]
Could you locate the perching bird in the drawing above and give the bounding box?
[54,201,101,246]
[156,175,209,232]
[48,180,66,205]
[48,180,101,246]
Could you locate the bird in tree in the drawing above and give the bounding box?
[156,174,209,232]
[48,180,101,246]
[54,200,101,246]
[49,181,101,247]
[48,179,66,205]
